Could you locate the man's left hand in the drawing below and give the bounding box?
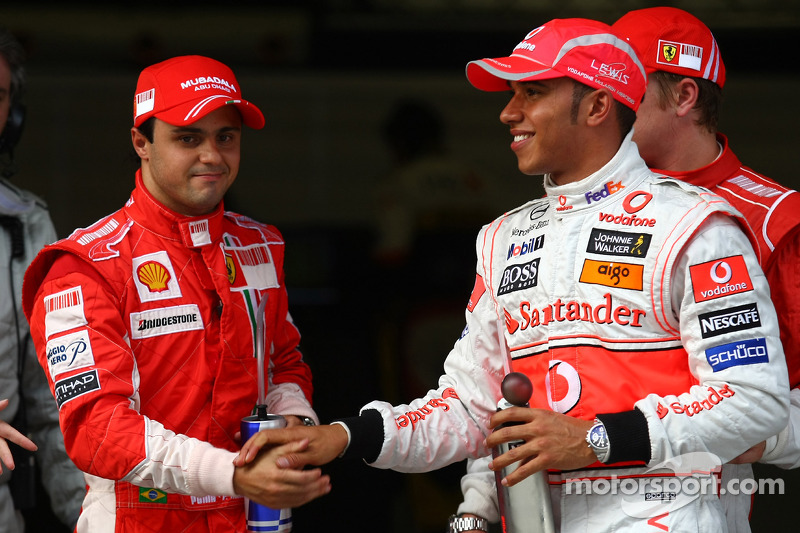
[486,407,595,487]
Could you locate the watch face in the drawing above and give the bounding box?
[589,424,609,449]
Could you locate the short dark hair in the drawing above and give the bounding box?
[136,117,155,143]
[651,71,723,133]
[570,81,636,138]
[0,28,25,106]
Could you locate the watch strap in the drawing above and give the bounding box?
[449,514,489,533]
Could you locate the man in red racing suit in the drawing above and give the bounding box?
[234,20,790,533]
[21,55,327,532]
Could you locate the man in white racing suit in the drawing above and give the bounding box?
[458,8,800,532]
[235,19,790,533]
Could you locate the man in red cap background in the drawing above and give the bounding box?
[233,18,789,533]
[20,55,330,532]
[613,7,800,531]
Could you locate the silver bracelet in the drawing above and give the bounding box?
[448,514,489,533]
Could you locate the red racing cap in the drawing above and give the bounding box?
[133,55,265,129]
[465,18,647,111]
[612,7,726,88]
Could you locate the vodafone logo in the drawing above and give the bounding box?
[546,360,581,413]
[598,191,656,227]
[690,255,752,303]
[623,191,652,213]
[709,261,732,284]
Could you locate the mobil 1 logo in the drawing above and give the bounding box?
[698,303,761,339]
[498,258,540,296]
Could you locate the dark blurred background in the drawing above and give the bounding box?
[3,1,799,532]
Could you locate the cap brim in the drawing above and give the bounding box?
[154,95,265,129]
[466,56,559,91]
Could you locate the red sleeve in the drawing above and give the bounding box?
[31,253,148,479]
[767,231,800,389]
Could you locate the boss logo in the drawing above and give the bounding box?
[498,259,540,296]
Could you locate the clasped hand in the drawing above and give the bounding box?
[232,424,349,508]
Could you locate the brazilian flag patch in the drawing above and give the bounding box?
[139,487,168,504]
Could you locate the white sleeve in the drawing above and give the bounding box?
[637,214,790,465]
[122,417,238,497]
[760,387,800,468]
[457,455,500,523]
[365,228,507,472]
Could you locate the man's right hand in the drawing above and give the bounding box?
[232,438,332,509]
[234,424,349,469]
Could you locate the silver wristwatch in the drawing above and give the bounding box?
[448,514,489,533]
[586,418,610,463]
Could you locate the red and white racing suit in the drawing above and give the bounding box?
[339,134,789,532]
[658,134,800,469]
[458,134,800,532]
[21,172,316,533]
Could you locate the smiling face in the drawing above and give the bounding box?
[132,106,242,216]
[500,78,585,183]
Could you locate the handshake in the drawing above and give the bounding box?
[231,423,348,510]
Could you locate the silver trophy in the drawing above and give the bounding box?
[492,372,555,533]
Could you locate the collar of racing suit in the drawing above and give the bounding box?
[650,133,743,191]
[126,169,225,249]
[541,131,652,214]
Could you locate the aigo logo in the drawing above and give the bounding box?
[690,255,752,303]
[579,259,644,290]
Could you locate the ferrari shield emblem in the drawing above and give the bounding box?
[226,253,236,284]
[662,44,677,63]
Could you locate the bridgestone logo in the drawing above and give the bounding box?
[699,303,761,339]
[138,313,198,330]
[130,304,204,339]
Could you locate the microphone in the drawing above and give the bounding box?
[492,372,555,533]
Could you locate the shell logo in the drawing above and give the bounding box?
[137,261,171,292]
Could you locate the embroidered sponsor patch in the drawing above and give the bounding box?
[579,259,644,290]
[45,329,95,380]
[188,219,211,247]
[224,243,279,290]
[44,286,88,338]
[690,255,752,303]
[698,303,761,339]
[657,40,702,71]
[54,369,100,409]
[705,338,769,372]
[132,251,182,302]
[498,258,540,296]
[139,487,167,504]
[586,228,651,258]
[130,304,204,339]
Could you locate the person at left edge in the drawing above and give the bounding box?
[0,26,85,532]
[21,55,329,532]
